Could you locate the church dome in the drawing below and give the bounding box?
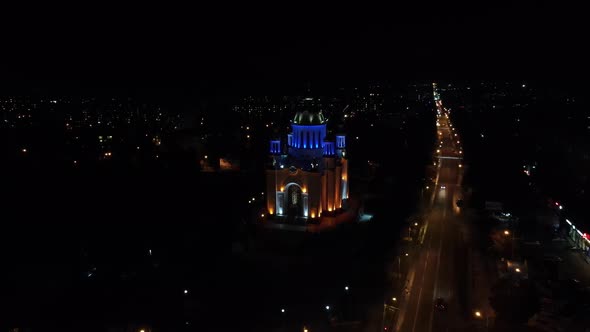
[292,98,326,125]
[293,110,326,125]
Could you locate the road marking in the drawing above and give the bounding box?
[410,207,437,332]
[395,268,416,331]
[428,204,447,332]
[420,223,429,244]
[411,286,424,332]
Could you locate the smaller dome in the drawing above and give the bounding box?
[293,110,326,125]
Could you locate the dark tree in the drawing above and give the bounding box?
[489,278,540,324]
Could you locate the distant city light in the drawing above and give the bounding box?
[184,289,188,294]
[261,214,265,218]
[281,308,285,313]
[22,148,27,153]
[345,286,349,291]
[325,305,330,310]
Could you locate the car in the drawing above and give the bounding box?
[523,240,541,246]
[566,245,582,252]
[491,211,513,222]
[440,185,446,190]
[434,297,447,311]
[543,254,563,262]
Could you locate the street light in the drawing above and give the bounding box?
[405,253,409,257]
[504,230,510,236]
[515,268,521,273]
[325,305,330,311]
[281,308,286,313]
[414,222,418,226]
[474,310,489,330]
[392,297,397,302]
[345,286,349,291]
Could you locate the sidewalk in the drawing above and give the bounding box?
[533,206,590,285]
[460,208,497,327]
[546,238,590,285]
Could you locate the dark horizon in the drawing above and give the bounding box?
[1,2,588,90]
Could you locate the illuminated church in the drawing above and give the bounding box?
[265,98,348,222]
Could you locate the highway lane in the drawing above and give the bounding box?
[395,101,467,332]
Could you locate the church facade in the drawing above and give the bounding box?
[265,98,348,222]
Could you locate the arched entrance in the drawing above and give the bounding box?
[285,184,303,217]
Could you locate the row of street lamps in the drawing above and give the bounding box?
[275,284,354,332]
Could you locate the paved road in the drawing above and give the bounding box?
[394,100,469,332]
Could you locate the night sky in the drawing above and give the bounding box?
[0,2,587,93]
